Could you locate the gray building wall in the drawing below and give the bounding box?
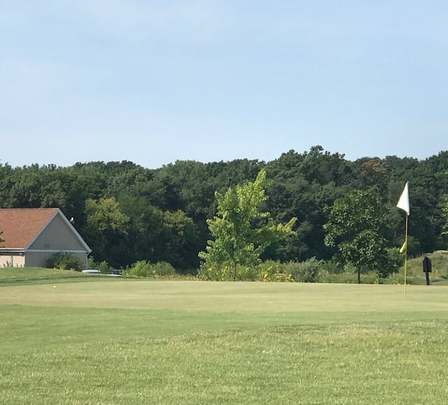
[29,214,87,251]
[25,251,88,269]
[26,213,90,269]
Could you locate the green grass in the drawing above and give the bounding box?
[1,279,448,404]
[0,267,89,285]
[388,251,448,285]
[407,250,448,279]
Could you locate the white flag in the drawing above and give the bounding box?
[397,182,410,216]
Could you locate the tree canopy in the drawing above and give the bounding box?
[0,146,447,271]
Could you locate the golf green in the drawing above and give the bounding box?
[1,280,447,404]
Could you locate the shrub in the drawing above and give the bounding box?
[384,248,402,275]
[88,257,111,273]
[198,258,388,284]
[46,253,83,271]
[198,263,258,281]
[285,258,326,282]
[199,259,326,282]
[257,261,293,282]
[98,261,111,274]
[320,259,344,274]
[321,271,380,284]
[126,260,150,277]
[151,262,176,276]
[88,256,96,269]
[125,261,176,278]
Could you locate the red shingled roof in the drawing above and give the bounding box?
[0,208,58,249]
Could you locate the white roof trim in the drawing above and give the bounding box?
[25,209,92,253]
[56,209,92,253]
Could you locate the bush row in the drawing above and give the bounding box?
[46,253,83,271]
[45,254,178,278]
[48,253,448,285]
[123,260,176,278]
[199,258,333,282]
[198,259,406,283]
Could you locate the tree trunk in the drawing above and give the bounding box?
[358,269,361,284]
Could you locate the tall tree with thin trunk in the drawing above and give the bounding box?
[199,170,296,279]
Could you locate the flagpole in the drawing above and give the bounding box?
[404,213,408,295]
[397,181,410,295]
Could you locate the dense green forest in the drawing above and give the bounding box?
[1,146,447,271]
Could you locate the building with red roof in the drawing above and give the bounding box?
[0,208,91,268]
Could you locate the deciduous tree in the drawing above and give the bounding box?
[85,197,130,266]
[199,170,296,279]
[324,189,390,282]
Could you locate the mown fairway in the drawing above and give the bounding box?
[1,278,448,404]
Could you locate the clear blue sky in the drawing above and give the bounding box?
[1,1,447,167]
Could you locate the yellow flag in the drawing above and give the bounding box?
[399,240,407,254]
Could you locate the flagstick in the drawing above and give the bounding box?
[397,181,410,295]
[404,214,408,296]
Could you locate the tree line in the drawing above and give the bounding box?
[1,145,447,271]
